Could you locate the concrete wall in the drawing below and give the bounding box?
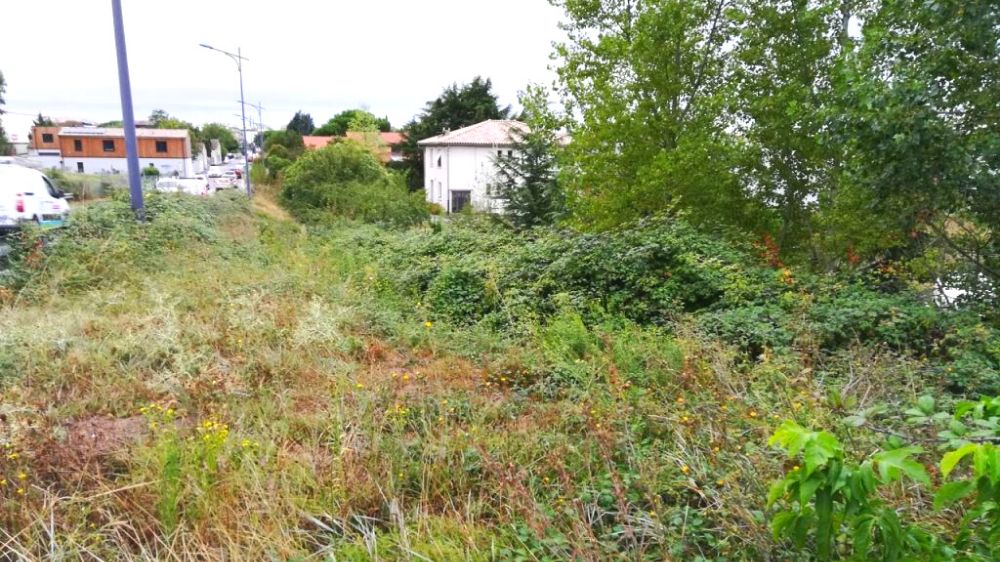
[424,145,509,213]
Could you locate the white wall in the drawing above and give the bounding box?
[424,145,510,213]
[57,157,193,177]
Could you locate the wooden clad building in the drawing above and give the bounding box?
[28,126,194,176]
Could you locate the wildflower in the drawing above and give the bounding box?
[649,511,657,517]
[791,465,800,472]
[716,479,725,486]
[0,479,6,486]
[712,446,720,454]
[7,452,19,460]
[681,465,690,474]
[500,376,507,382]
[543,476,550,483]
[17,471,27,481]
[402,374,410,382]
[17,488,25,496]
[676,397,685,405]
[356,383,364,389]
[424,321,433,328]
[748,410,758,418]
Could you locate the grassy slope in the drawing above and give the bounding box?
[0,195,934,560]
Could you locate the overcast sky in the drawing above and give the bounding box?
[0,0,565,140]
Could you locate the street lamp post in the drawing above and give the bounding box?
[111,0,143,218]
[199,43,251,197]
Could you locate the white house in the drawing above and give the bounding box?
[418,119,527,213]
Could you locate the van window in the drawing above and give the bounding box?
[42,176,63,198]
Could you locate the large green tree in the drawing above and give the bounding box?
[286,111,315,136]
[549,0,759,232]
[148,109,204,156]
[829,0,1000,305]
[314,109,391,136]
[401,77,512,190]
[200,122,239,153]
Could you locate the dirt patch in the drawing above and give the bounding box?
[65,415,148,459]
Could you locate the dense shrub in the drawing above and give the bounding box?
[281,141,427,227]
[344,213,1000,394]
[2,191,250,297]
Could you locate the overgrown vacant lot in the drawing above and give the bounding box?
[0,193,997,560]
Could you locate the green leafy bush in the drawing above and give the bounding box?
[426,266,495,324]
[280,141,427,227]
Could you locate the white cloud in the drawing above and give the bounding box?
[0,0,565,138]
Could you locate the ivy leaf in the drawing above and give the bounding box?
[933,480,975,510]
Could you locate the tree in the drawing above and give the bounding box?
[33,113,54,127]
[0,70,9,155]
[491,87,566,229]
[200,123,239,154]
[828,0,1000,307]
[149,109,170,127]
[148,110,204,156]
[286,111,315,135]
[731,0,850,262]
[314,109,391,136]
[549,0,760,232]
[401,77,512,190]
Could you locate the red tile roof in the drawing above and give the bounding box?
[303,135,334,150]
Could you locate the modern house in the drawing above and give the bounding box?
[418,119,527,213]
[27,126,194,176]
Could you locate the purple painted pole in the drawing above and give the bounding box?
[111,0,144,219]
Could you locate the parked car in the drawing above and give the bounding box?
[154,176,211,196]
[0,165,71,232]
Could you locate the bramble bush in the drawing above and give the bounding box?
[336,213,1000,395]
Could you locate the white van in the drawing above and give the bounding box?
[0,165,71,232]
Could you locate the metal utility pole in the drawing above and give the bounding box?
[111,0,143,219]
[200,43,251,197]
[241,101,265,150]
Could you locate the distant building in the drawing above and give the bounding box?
[304,132,406,164]
[302,135,334,151]
[418,119,527,213]
[27,126,194,176]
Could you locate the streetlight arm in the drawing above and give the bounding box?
[199,43,248,67]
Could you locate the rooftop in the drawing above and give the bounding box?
[59,127,191,139]
[417,120,528,147]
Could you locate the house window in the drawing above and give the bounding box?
[77,162,84,173]
[73,139,83,151]
[155,140,168,153]
[42,133,54,143]
[437,156,442,168]
[102,140,115,152]
[497,150,503,158]
[507,150,513,158]
[450,190,472,213]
